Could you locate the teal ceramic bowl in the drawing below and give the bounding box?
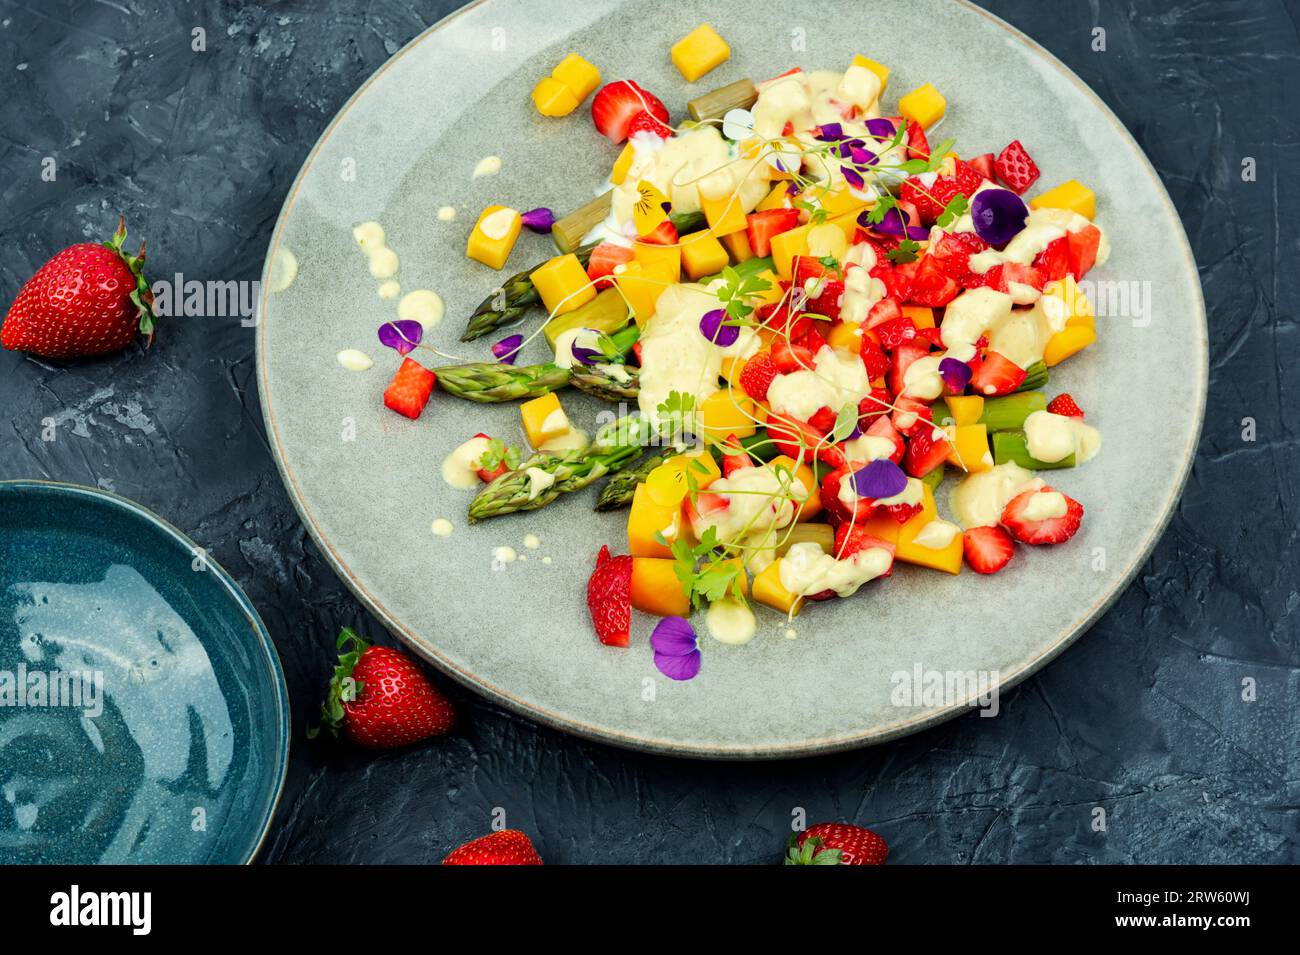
[0,481,289,864]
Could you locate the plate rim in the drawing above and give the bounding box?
[254,0,1208,759]
[0,478,292,861]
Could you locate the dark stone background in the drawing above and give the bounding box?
[0,0,1295,864]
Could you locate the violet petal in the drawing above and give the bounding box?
[650,616,698,656]
[519,207,555,233]
[970,189,1029,246]
[699,308,740,347]
[492,333,524,364]
[655,649,702,681]
[813,122,844,141]
[850,459,908,500]
[841,166,865,191]
[865,117,898,141]
[939,356,972,394]
[377,319,423,356]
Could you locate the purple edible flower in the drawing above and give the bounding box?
[492,333,524,364]
[970,189,1029,246]
[377,319,423,356]
[841,166,866,191]
[813,122,844,141]
[651,617,701,682]
[848,144,878,168]
[864,117,898,141]
[519,207,555,233]
[849,459,908,500]
[861,206,928,242]
[699,308,740,347]
[939,356,972,394]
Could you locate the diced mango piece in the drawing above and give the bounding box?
[550,53,601,101]
[826,321,863,354]
[699,189,748,236]
[634,241,682,283]
[1043,324,1097,367]
[806,222,848,261]
[531,77,580,117]
[752,559,803,616]
[614,261,674,326]
[943,424,992,473]
[720,229,754,263]
[628,483,678,558]
[756,182,794,212]
[520,392,569,447]
[630,558,691,617]
[466,205,522,270]
[859,511,902,545]
[898,83,946,129]
[720,354,746,390]
[851,55,890,93]
[1029,180,1095,220]
[945,395,984,426]
[895,485,962,574]
[1043,274,1094,330]
[805,183,870,218]
[670,23,731,83]
[769,455,820,522]
[610,143,635,186]
[681,230,730,280]
[900,305,934,329]
[751,269,785,305]
[826,208,864,243]
[532,253,596,315]
[770,224,811,280]
[699,390,757,440]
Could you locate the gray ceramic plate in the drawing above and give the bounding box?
[257,0,1206,758]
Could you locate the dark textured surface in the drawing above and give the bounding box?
[0,0,1295,864]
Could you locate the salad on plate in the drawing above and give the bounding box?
[368,23,1108,681]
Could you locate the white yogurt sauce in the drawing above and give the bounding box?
[336,349,373,372]
[480,207,519,241]
[968,207,1109,276]
[540,428,590,453]
[949,462,1044,529]
[367,246,399,280]
[492,545,517,564]
[430,518,454,537]
[1021,489,1068,521]
[767,345,872,422]
[472,155,502,178]
[442,436,491,490]
[912,519,961,550]
[378,280,401,300]
[523,534,541,550]
[779,541,892,598]
[706,598,758,646]
[270,246,299,292]
[524,467,556,500]
[437,206,457,221]
[398,289,445,329]
[1024,410,1102,464]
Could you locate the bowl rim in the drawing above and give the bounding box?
[0,478,292,862]
[253,0,1208,759]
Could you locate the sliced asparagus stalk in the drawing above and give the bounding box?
[552,192,613,253]
[544,287,631,350]
[977,392,1046,432]
[991,431,1075,470]
[594,452,671,511]
[1017,360,1049,393]
[773,522,835,558]
[687,78,759,123]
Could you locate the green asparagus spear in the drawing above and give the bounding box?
[468,415,658,522]
[1017,360,1049,393]
[991,431,1075,470]
[594,451,672,511]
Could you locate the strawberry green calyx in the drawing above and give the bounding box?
[308,628,370,739]
[103,216,158,343]
[784,834,842,865]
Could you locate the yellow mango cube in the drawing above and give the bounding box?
[532,253,596,316]
[1043,324,1097,367]
[900,305,934,329]
[898,83,946,129]
[859,511,902,545]
[614,261,674,326]
[466,205,522,270]
[634,241,682,282]
[699,390,757,439]
[720,229,754,263]
[520,392,569,447]
[805,183,870,218]
[895,486,962,574]
[769,455,820,521]
[826,321,863,354]
[699,189,748,236]
[610,142,635,186]
[770,223,811,280]
[751,270,785,305]
[1043,273,1094,330]
[628,483,678,558]
[851,55,890,93]
[946,395,984,426]
[1030,180,1095,220]
[672,450,722,490]
[531,77,580,117]
[680,230,729,280]
[806,222,848,261]
[943,424,992,473]
[752,560,803,616]
[630,558,691,617]
[756,182,794,212]
[671,23,731,83]
[550,53,601,101]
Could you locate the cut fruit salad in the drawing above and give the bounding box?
[372,27,1109,681]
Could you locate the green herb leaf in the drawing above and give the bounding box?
[887,238,922,264]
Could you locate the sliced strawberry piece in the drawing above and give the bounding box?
[1067,225,1102,279]
[859,338,890,382]
[591,80,668,143]
[586,545,633,647]
[902,424,948,477]
[586,241,635,288]
[916,326,944,349]
[1046,393,1085,419]
[931,231,989,280]
[1000,486,1084,545]
[638,218,678,245]
[771,336,816,374]
[994,139,1040,195]
[807,406,838,434]
[1033,236,1071,284]
[769,413,846,469]
[967,152,996,181]
[799,322,829,353]
[927,177,963,221]
[891,395,933,439]
[834,521,896,570]
[626,109,672,140]
[952,159,986,198]
[684,491,731,528]
[905,120,930,162]
[873,316,917,350]
[746,208,801,257]
[631,341,643,365]
[887,339,930,398]
[977,262,1045,297]
[738,351,779,401]
[870,259,914,301]
[820,466,874,525]
[900,177,947,225]
[384,358,437,419]
[968,350,1026,397]
[883,501,923,524]
[963,525,1014,573]
[907,256,960,306]
[864,296,902,330]
[864,412,905,462]
[720,432,749,476]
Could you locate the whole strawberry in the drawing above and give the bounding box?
[312,628,455,748]
[785,823,889,865]
[443,829,543,866]
[2,217,156,358]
